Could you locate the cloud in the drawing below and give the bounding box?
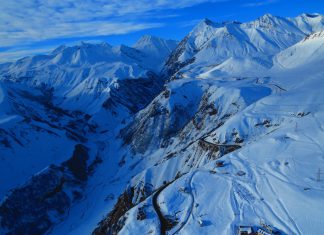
[0,0,221,48]
[242,0,278,7]
[0,47,54,63]
[0,21,164,47]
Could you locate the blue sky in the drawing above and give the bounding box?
[0,0,323,62]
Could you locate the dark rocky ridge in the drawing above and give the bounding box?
[103,72,164,114]
[0,144,89,235]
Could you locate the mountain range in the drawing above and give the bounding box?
[0,13,323,235]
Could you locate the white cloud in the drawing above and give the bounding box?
[0,47,54,63]
[0,21,163,47]
[0,0,220,48]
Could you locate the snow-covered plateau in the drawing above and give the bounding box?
[0,13,323,235]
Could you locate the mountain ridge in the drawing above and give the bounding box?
[0,13,323,235]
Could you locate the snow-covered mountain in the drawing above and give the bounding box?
[275,31,324,68]
[164,13,324,79]
[0,38,177,114]
[133,35,178,72]
[0,13,324,235]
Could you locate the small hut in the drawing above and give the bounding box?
[237,226,253,235]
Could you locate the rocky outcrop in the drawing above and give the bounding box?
[102,73,164,114]
[0,144,89,235]
[63,144,89,181]
[163,35,196,79]
[92,188,135,235]
[93,181,155,235]
[0,165,71,235]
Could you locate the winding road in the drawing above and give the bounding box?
[152,182,174,235]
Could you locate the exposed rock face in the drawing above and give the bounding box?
[163,35,196,79]
[0,144,89,235]
[63,144,89,181]
[102,73,164,114]
[92,188,135,235]
[120,79,252,155]
[93,182,154,235]
[0,165,71,235]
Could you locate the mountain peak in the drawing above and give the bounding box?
[134,35,163,48]
[134,35,177,48]
[197,18,222,28]
[133,35,178,72]
[262,13,274,18]
[302,13,321,18]
[136,34,157,42]
[77,41,112,48]
[222,20,242,25]
[257,13,280,22]
[190,18,220,36]
[296,13,323,22]
[250,13,283,28]
[52,41,113,56]
[202,18,215,26]
[51,45,68,55]
[133,35,178,53]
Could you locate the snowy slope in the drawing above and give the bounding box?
[275,31,324,68]
[164,13,324,79]
[0,13,324,235]
[133,35,178,71]
[0,37,176,234]
[114,27,324,235]
[290,13,324,33]
[0,82,87,198]
[0,38,176,114]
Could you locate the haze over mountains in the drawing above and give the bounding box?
[0,13,323,235]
